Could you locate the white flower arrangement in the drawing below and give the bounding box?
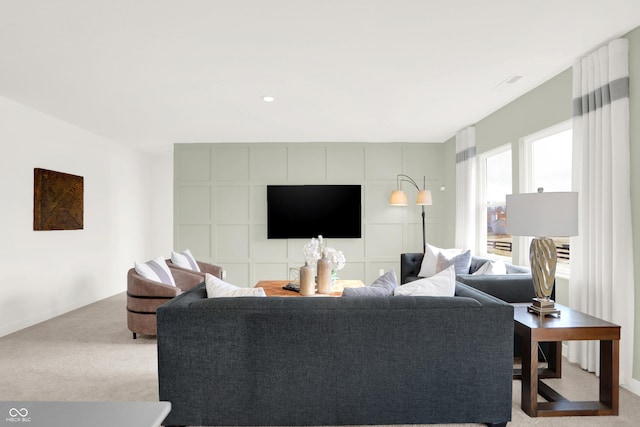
[303,235,346,271]
[303,237,322,265]
[325,247,346,271]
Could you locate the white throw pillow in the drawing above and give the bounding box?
[418,244,463,278]
[171,248,201,272]
[436,250,472,275]
[205,273,266,298]
[472,260,507,275]
[134,257,176,286]
[394,265,456,297]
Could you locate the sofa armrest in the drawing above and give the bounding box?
[456,274,538,303]
[170,268,206,292]
[166,260,222,280]
[196,261,223,279]
[506,264,531,274]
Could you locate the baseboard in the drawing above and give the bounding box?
[622,377,640,396]
[0,292,119,338]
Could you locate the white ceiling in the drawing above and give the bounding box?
[1,1,640,153]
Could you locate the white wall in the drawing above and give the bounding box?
[149,150,174,255]
[0,95,163,337]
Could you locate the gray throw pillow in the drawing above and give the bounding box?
[436,249,472,275]
[342,270,398,297]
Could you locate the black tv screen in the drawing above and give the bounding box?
[267,185,361,239]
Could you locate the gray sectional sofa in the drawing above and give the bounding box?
[157,281,513,427]
[400,253,536,302]
[401,252,556,361]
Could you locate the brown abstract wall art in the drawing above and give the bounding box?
[33,168,84,231]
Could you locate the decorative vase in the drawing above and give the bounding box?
[316,251,332,294]
[299,262,315,296]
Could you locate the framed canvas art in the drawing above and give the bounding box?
[33,168,84,230]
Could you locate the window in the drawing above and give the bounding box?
[478,145,512,260]
[521,121,573,273]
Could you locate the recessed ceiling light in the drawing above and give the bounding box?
[505,75,523,84]
[262,96,275,102]
[493,75,524,91]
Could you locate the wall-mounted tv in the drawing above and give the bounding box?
[267,185,361,239]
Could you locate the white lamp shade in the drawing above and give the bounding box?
[506,191,578,237]
[416,190,432,206]
[390,190,408,206]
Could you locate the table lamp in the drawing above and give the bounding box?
[506,189,578,316]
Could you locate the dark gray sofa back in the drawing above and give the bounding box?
[469,256,530,274]
[400,252,424,284]
[157,282,513,427]
[399,252,552,303]
[400,252,556,362]
[401,252,530,285]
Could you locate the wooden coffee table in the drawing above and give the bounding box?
[512,302,620,417]
[255,280,365,297]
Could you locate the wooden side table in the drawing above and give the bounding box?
[512,302,620,417]
[255,279,365,297]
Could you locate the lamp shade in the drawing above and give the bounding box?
[390,190,408,206]
[506,191,578,237]
[416,190,432,206]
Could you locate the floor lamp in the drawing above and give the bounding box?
[506,189,578,316]
[390,174,432,252]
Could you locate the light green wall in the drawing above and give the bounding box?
[474,69,573,155]
[628,26,640,384]
[444,26,640,385]
[174,143,446,286]
[440,69,573,251]
[474,68,574,301]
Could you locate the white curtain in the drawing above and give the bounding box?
[569,38,634,386]
[455,127,476,251]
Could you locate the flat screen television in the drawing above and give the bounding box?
[267,185,361,239]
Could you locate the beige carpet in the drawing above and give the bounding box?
[1,292,639,427]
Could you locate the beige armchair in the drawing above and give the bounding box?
[126,267,205,339]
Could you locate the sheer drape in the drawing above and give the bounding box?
[455,127,476,251]
[569,38,634,386]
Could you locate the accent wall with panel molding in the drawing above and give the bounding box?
[174,143,447,286]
